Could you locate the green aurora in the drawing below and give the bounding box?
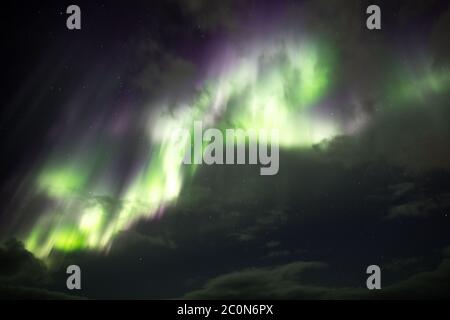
[15,39,450,259]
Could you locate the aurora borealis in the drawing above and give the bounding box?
[14,39,341,257]
[20,37,450,258]
[1,0,450,300]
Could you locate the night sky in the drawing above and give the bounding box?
[1,0,450,299]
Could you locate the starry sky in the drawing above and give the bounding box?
[1,0,450,299]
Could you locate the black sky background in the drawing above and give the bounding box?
[1,0,450,299]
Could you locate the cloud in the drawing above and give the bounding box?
[0,239,47,286]
[385,181,450,220]
[176,0,237,32]
[265,240,281,249]
[0,285,83,300]
[379,247,450,299]
[183,247,450,299]
[111,230,178,251]
[387,198,439,219]
[136,48,198,104]
[321,90,450,172]
[183,261,329,299]
[383,256,425,273]
[229,208,290,243]
[0,239,81,299]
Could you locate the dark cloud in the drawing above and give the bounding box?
[0,239,47,286]
[431,8,450,66]
[136,40,199,104]
[386,193,450,220]
[176,0,237,32]
[183,247,450,299]
[378,247,450,299]
[320,95,450,172]
[5,147,448,299]
[0,285,83,300]
[112,230,178,251]
[0,239,81,299]
[183,261,329,299]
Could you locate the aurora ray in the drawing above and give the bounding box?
[15,39,339,258]
[17,37,450,259]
